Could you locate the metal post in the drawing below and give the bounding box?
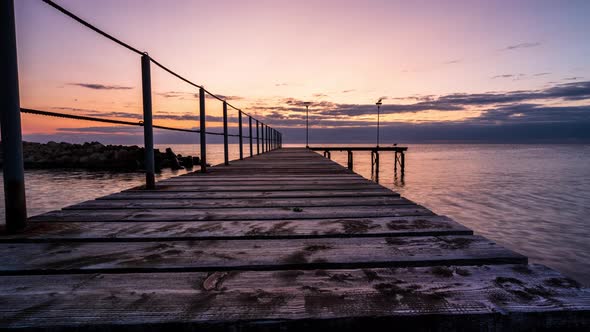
[199,87,207,173]
[238,111,243,160]
[141,54,155,189]
[249,116,253,157]
[256,120,260,155]
[305,104,309,148]
[222,101,229,165]
[377,105,381,147]
[1,0,27,232]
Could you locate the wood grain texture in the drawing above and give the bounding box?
[0,235,526,275]
[0,265,587,331]
[29,205,434,222]
[0,216,473,241]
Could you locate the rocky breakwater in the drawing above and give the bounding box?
[0,141,200,171]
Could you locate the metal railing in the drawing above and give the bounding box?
[0,0,282,232]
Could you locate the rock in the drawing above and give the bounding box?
[165,148,183,170]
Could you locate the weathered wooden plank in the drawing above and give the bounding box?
[0,235,526,274]
[65,196,414,210]
[128,184,385,192]
[0,264,587,331]
[153,181,380,188]
[99,189,399,200]
[0,216,472,241]
[29,205,434,222]
[160,179,372,185]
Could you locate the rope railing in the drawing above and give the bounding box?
[20,108,255,138]
[36,0,283,179]
[0,0,283,231]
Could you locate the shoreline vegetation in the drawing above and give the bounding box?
[0,141,200,171]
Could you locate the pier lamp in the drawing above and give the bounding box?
[304,102,311,148]
[376,99,383,147]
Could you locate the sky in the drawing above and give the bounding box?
[11,0,590,143]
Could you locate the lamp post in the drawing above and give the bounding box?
[376,99,382,147]
[304,102,311,148]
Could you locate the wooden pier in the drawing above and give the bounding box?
[0,148,589,331]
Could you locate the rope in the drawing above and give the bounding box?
[41,0,271,129]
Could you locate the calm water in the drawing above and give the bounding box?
[1,143,589,285]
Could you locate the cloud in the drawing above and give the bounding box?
[502,42,541,51]
[443,59,462,64]
[534,72,551,77]
[248,81,590,127]
[492,74,515,79]
[342,89,355,93]
[275,83,289,87]
[312,93,329,98]
[491,73,526,80]
[157,91,197,99]
[67,83,133,90]
[563,77,583,81]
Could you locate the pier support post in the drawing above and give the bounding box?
[261,124,265,153]
[222,102,229,165]
[371,150,380,182]
[394,151,398,173]
[238,111,243,160]
[256,120,260,155]
[347,150,353,170]
[199,87,207,173]
[0,0,27,232]
[141,54,155,189]
[249,116,253,157]
[401,151,405,176]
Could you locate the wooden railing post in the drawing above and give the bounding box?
[248,116,253,157]
[222,101,229,165]
[260,123,266,153]
[238,111,243,160]
[199,87,207,173]
[0,0,27,232]
[256,120,260,155]
[141,53,155,189]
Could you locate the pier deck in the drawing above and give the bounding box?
[0,148,588,331]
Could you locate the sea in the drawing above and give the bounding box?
[1,143,589,286]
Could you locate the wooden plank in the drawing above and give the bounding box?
[29,205,434,222]
[0,264,586,331]
[153,181,380,188]
[160,179,372,185]
[128,184,386,192]
[0,216,472,241]
[65,196,414,210]
[99,189,399,200]
[0,235,526,275]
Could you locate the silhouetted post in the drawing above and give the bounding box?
[347,150,353,170]
[141,54,155,189]
[394,151,398,173]
[222,101,229,165]
[401,151,405,176]
[0,0,27,232]
[261,123,265,153]
[248,116,253,157]
[256,120,260,154]
[305,103,310,148]
[371,150,380,182]
[199,87,207,172]
[238,111,243,160]
[376,99,382,147]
